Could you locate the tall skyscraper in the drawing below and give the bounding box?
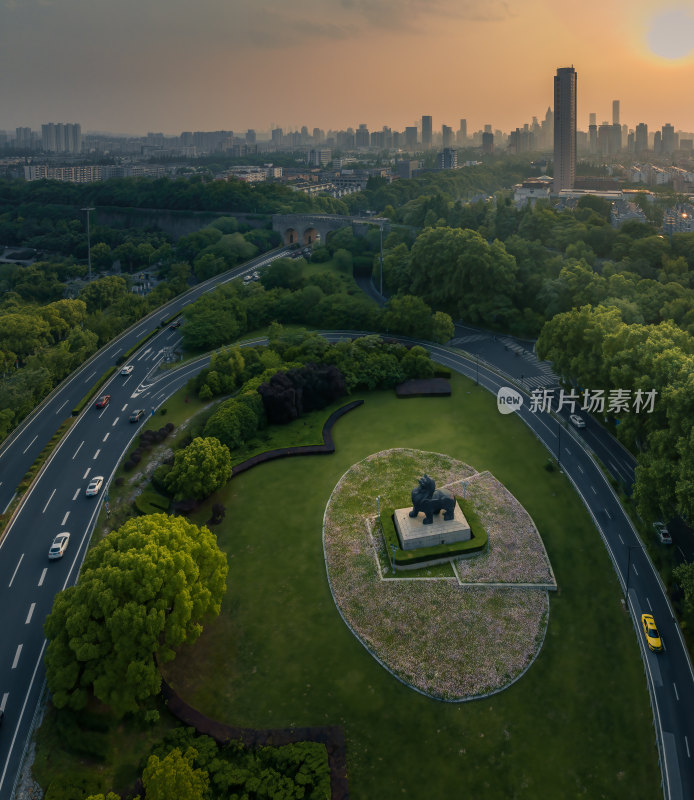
[589,112,597,127]
[612,100,620,126]
[441,124,453,148]
[421,115,432,148]
[458,119,467,143]
[405,126,418,149]
[553,66,577,193]
[635,123,648,153]
[661,123,676,154]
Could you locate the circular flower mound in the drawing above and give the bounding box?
[323,449,553,701]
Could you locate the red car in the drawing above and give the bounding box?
[95,395,111,409]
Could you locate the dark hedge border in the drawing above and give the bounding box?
[395,378,451,397]
[71,366,117,416]
[159,400,362,797]
[231,400,364,477]
[161,676,349,799]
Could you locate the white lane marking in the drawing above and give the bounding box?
[22,435,38,455]
[93,448,101,460]
[83,467,91,480]
[136,327,147,335]
[0,693,7,712]
[72,489,80,501]
[565,447,572,456]
[604,508,611,519]
[72,440,84,460]
[55,399,69,414]
[633,565,639,576]
[673,683,679,701]
[112,417,119,427]
[122,403,128,411]
[11,644,22,669]
[98,406,109,419]
[42,489,56,514]
[103,433,109,442]
[577,465,584,474]
[84,370,97,383]
[38,568,47,587]
[61,511,69,525]
[123,374,132,385]
[686,736,691,758]
[2,492,15,514]
[25,603,35,625]
[591,486,597,494]
[8,554,23,588]
[647,597,652,611]
[618,534,624,544]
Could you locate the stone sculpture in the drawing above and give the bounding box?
[409,474,456,525]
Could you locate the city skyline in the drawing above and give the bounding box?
[2,1,694,135]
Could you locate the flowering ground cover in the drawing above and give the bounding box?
[324,449,552,699]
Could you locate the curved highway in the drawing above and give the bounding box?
[0,309,692,797]
[0,246,291,519]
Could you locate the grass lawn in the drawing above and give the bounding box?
[163,371,660,799]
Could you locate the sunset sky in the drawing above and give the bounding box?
[2,0,694,136]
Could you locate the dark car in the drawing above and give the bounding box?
[169,320,181,330]
[95,395,110,409]
[129,408,145,422]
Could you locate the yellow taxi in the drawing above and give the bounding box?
[641,613,662,652]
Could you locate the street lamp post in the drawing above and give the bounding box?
[379,222,384,297]
[82,206,95,282]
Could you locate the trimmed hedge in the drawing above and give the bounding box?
[71,366,117,416]
[134,488,171,515]
[115,324,163,366]
[381,497,488,567]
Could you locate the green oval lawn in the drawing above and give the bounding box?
[163,372,659,799]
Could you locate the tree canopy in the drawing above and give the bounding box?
[44,514,228,715]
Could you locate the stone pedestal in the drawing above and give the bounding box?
[394,504,471,550]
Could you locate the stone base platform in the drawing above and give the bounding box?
[394,504,471,550]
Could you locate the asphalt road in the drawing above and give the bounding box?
[0,285,692,797]
[0,246,291,518]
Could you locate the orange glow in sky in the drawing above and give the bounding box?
[2,0,694,134]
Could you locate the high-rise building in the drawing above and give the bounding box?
[405,126,418,149]
[612,100,620,126]
[15,127,33,149]
[421,115,432,148]
[588,124,598,154]
[553,66,577,192]
[437,148,458,169]
[662,123,676,154]
[635,123,648,153]
[271,127,283,146]
[441,125,453,148]
[610,123,622,154]
[245,129,256,144]
[355,124,370,148]
[589,112,597,127]
[482,131,494,154]
[457,119,467,145]
[308,148,331,167]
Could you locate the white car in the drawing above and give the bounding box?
[120,365,134,375]
[48,532,70,560]
[653,521,672,545]
[569,414,586,428]
[86,475,104,496]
